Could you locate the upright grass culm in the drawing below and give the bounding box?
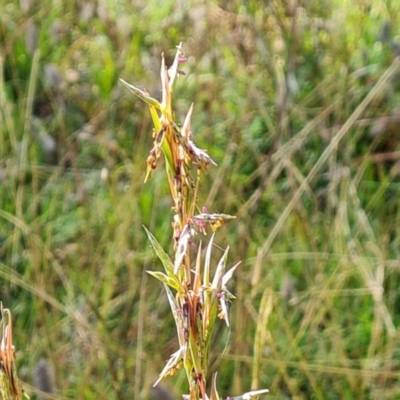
[121,44,269,400]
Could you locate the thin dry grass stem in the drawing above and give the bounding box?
[121,44,268,399]
[251,289,273,390]
[259,56,400,260]
[343,178,395,335]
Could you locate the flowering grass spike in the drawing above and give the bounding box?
[121,43,268,400]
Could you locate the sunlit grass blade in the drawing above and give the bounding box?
[211,247,230,291]
[153,347,184,387]
[174,223,194,274]
[163,284,185,347]
[230,389,270,399]
[210,373,220,400]
[120,78,162,109]
[148,105,161,132]
[143,226,175,278]
[146,271,179,290]
[181,102,194,140]
[167,42,183,90]
[203,233,215,287]
[193,241,202,295]
[223,261,241,287]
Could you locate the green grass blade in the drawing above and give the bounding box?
[143,226,175,278]
[146,271,179,291]
[120,78,162,109]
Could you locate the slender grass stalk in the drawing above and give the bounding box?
[121,43,268,400]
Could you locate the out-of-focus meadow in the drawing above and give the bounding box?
[1,0,400,399]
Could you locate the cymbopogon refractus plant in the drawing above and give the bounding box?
[0,304,25,400]
[121,43,269,400]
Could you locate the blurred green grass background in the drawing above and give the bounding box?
[1,0,400,399]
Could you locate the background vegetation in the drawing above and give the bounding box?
[1,0,400,399]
